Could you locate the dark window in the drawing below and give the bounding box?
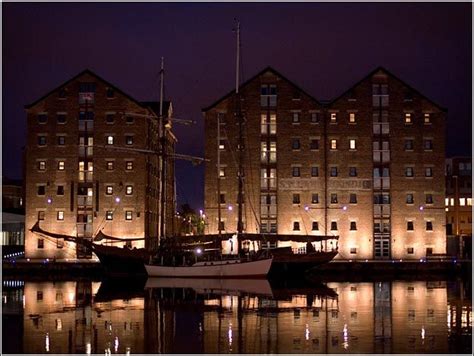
[424,139,433,150]
[57,136,65,145]
[125,211,133,221]
[350,247,357,254]
[310,139,319,150]
[57,186,64,195]
[311,166,319,177]
[311,193,319,204]
[292,112,300,123]
[350,221,357,231]
[57,114,66,124]
[106,87,115,98]
[426,194,433,204]
[106,114,115,123]
[331,221,338,231]
[330,167,338,177]
[38,136,46,146]
[426,248,433,255]
[407,221,414,231]
[292,167,300,177]
[106,211,113,220]
[349,193,357,204]
[293,221,300,231]
[37,186,46,195]
[404,139,414,150]
[79,111,94,120]
[38,211,45,221]
[312,221,319,231]
[311,112,319,123]
[37,114,47,124]
[293,194,300,204]
[126,116,134,124]
[79,82,96,93]
[349,167,357,177]
[126,136,133,145]
[426,221,433,231]
[406,194,414,204]
[425,167,433,177]
[38,239,44,249]
[405,167,414,177]
[58,88,67,99]
[407,247,414,254]
[219,193,226,204]
[331,193,338,204]
[292,139,301,150]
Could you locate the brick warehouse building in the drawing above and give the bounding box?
[203,66,446,260]
[24,70,176,259]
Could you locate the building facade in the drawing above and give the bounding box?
[203,67,446,259]
[24,70,176,259]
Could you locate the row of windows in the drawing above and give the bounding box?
[292,193,358,205]
[289,138,434,151]
[37,112,134,124]
[37,135,135,146]
[291,220,435,232]
[445,197,473,206]
[405,167,434,177]
[36,160,135,173]
[36,183,134,196]
[37,210,136,222]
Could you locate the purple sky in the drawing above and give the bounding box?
[3,3,471,210]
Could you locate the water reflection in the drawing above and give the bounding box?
[2,277,471,354]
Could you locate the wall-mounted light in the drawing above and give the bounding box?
[419,205,424,211]
[115,197,121,203]
[195,248,202,255]
[47,198,52,204]
[342,205,348,211]
[228,205,233,211]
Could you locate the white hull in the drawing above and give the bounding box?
[145,257,272,278]
[145,277,273,296]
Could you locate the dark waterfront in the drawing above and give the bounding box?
[2,275,471,354]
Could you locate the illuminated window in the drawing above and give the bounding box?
[37,239,44,249]
[292,112,300,123]
[106,161,114,170]
[445,198,449,206]
[426,221,433,231]
[467,198,472,206]
[330,221,338,231]
[293,194,300,204]
[459,198,466,206]
[38,136,47,146]
[311,166,319,177]
[106,186,113,195]
[349,167,357,177]
[312,221,319,231]
[349,113,356,123]
[57,186,64,195]
[126,185,133,195]
[125,135,134,145]
[425,167,433,177]
[330,139,337,150]
[38,161,46,171]
[292,138,301,150]
[330,167,338,177]
[58,161,65,170]
[407,221,414,231]
[219,168,226,177]
[56,319,63,330]
[38,211,45,221]
[293,221,300,231]
[125,211,133,221]
[349,193,357,204]
[349,139,356,150]
[404,113,412,124]
[350,221,357,231]
[330,113,337,123]
[404,139,414,150]
[405,167,414,177]
[350,247,357,254]
[57,136,65,145]
[406,194,414,204]
[106,211,113,220]
[424,139,433,150]
[450,198,454,206]
[425,194,433,204]
[311,112,319,123]
[57,211,64,221]
[106,114,115,123]
[330,194,338,204]
[424,113,431,124]
[57,114,66,124]
[311,193,319,204]
[310,139,319,150]
[37,185,46,195]
[219,139,225,150]
[126,161,133,170]
[107,136,114,145]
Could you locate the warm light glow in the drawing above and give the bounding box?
[459,198,466,206]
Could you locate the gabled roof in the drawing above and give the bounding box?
[25,69,150,110]
[328,66,447,112]
[202,66,322,112]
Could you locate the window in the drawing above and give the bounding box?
[311,166,319,177]
[311,112,319,123]
[106,87,115,98]
[330,193,338,204]
[219,193,226,204]
[405,167,414,177]
[292,167,301,177]
[350,248,357,254]
[312,221,319,231]
[106,114,115,124]
[330,167,338,177]
[349,139,356,150]
[38,211,45,221]
[404,139,414,150]
[311,193,319,204]
[79,111,94,120]
[106,211,113,220]
[260,84,277,106]
[38,136,47,146]
[310,139,319,150]
[293,194,300,204]
[330,113,337,123]
[426,221,433,231]
[219,139,225,150]
[293,221,300,231]
[349,167,357,177]
[57,186,64,195]
[330,139,337,150]
[349,193,357,204]
[425,194,433,204]
[58,161,65,170]
[38,161,46,171]
[219,167,226,177]
[425,167,433,177]
[107,136,114,145]
[37,186,46,195]
[57,114,66,124]
[331,221,338,231]
[58,88,67,99]
[218,221,225,231]
[37,114,47,124]
[292,139,301,150]
[407,247,414,254]
[125,211,133,221]
[404,113,412,124]
[424,113,431,124]
[424,139,433,150]
[126,116,134,124]
[406,194,414,204]
[350,221,357,231]
[106,161,114,170]
[57,211,64,221]
[126,161,133,170]
[292,112,300,123]
[459,198,466,206]
[57,136,65,145]
[126,136,133,145]
[106,186,113,195]
[349,113,356,123]
[126,185,133,195]
[407,221,414,231]
[38,239,44,249]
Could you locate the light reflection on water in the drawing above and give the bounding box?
[2,278,471,354]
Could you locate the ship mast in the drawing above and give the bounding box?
[158,57,166,243]
[235,21,243,253]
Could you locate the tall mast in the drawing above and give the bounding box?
[235,21,244,244]
[217,113,222,238]
[158,57,166,241]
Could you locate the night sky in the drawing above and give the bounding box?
[3,3,471,211]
